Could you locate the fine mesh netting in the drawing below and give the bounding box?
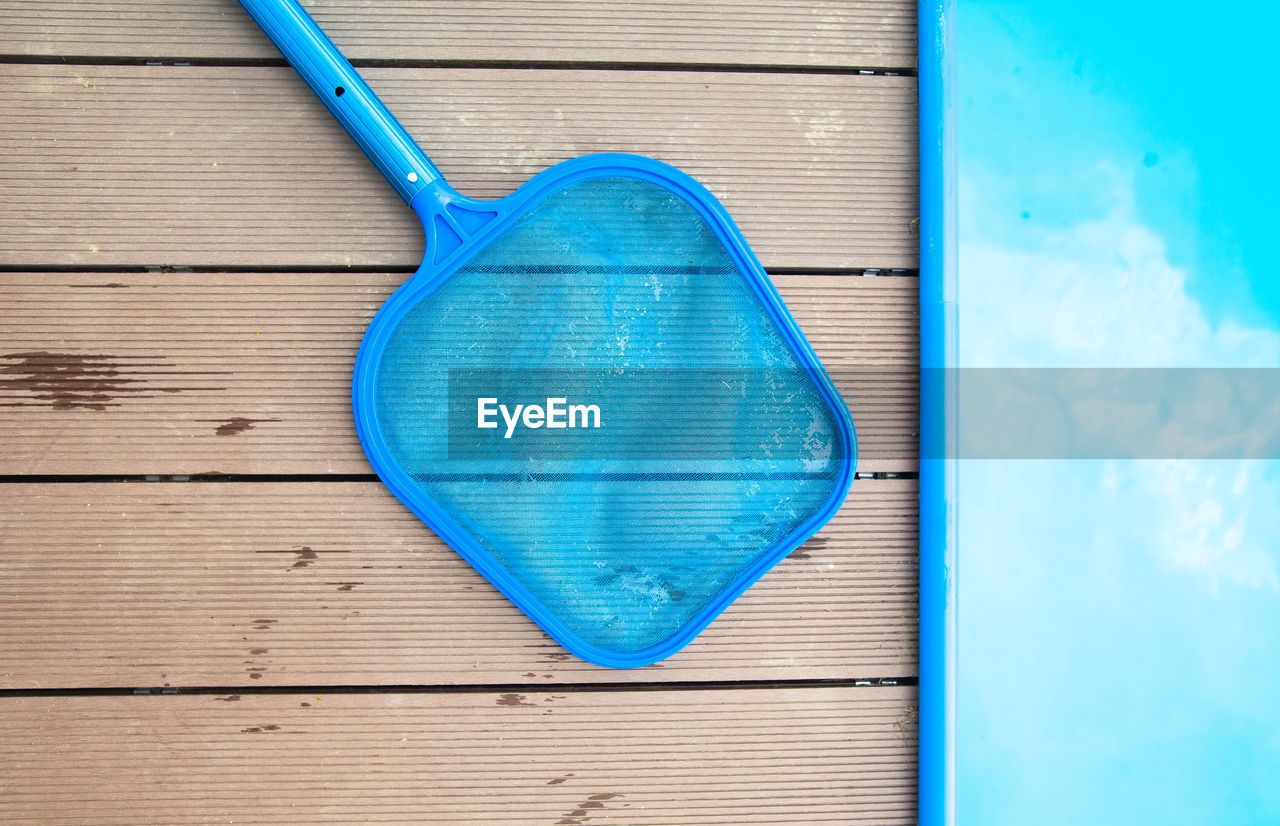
[375,176,848,654]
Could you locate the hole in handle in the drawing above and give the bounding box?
[335,86,345,97]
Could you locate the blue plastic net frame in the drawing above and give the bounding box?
[352,152,856,668]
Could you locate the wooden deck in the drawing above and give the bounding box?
[0,2,919,822]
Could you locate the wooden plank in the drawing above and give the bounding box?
[0,0,917,68]
[0,273,917,474]
[0,64,918,270]
[0,686,917,824]
[0,479,916,688]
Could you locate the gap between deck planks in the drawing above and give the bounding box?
[0,0,917,69]
[0,64,918,269]
[0,273,918,474]
[0,479,915,688]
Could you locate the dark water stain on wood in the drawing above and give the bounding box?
[249,648,268,655]
[255,546,352,570]
[557,792,624,824]
[542,651,572,664]
[1,351,137,410]
[69,281,127,289]
[496,693,532,707]
[0,351,215,410]
[215,695,241,702]
[217,417,255,436]
[241,724,281,733]
[299,702,311,708]
[791,536,829,561]
[214,416,280,436]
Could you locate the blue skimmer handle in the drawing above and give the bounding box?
[237,0,444,203]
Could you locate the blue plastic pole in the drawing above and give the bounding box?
[918,1,958,825]
[236,0,443,203]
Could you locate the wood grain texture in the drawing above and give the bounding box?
[0,686,917,825]
[0,0,917,68]
[0,273,918,474]
[0,64,918,269]
[0,480,916,688]
[1,6,919,819]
